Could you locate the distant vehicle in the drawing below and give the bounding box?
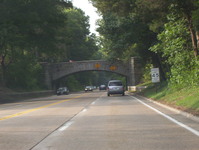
[56,87,69,95]
[85,86,93,92]
[107,80,125,96]
[99,85,106,90]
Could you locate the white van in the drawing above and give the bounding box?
[107,80,125,96]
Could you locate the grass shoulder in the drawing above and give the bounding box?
[135,82,199,116]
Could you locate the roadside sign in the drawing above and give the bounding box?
[151,68,160,83]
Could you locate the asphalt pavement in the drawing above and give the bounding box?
[0,91,198,150]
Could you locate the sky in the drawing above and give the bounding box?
[72,0,101,35]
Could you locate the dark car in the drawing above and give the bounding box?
[56,87,69,95]
[107,80,125,96]
[99,85,106,90]
[85,86,93,92]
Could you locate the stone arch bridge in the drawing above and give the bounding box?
[41,57,141,89]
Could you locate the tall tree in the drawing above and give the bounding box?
[0,0,70,86]
[90,0,199,81]
[64,8,98,61]
[150,11,198,87]
[172,0,199,57]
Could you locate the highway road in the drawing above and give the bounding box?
[0,91,198,150]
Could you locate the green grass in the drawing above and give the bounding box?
[140,82,199,116]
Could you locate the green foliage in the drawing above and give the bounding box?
[0,0,71,88]
[56,8,99,61]
[150,12,199,88]
[135,0,169,32]
[90,0,134,16]
[0,0,99,90]
[64,76,83,92]
[142,63,153,83]
[142,82,168,100]
[96,12,155,63]
[142,82,199,114]
[0,0,68,55]
[91,0,167,76]
[6,56,43,90]
[1,0,199,92]
[92,0,199,84]
[192,0,199,31]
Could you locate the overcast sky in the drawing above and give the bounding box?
[72,0,101,35]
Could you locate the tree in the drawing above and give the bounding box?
[192,1,199,52]
[170,0,199,57]
[97,13,155,62]
[90,0,199,82]
[0,0,70,87]
[150,11,198,87]
[90,0,161,74]
[63,8,98,61]
[89,0,134,15]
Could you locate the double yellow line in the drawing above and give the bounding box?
[0,95,83,121]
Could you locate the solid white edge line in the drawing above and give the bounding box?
[138,95,199,122]
[131,96,199,137]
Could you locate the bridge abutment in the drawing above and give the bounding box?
[127,57,142,86]
[41,63,53,89]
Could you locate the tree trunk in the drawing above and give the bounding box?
[0,56,6,87]
[186,15,198,57]
[196,31,199,50]
[190,29,198,57]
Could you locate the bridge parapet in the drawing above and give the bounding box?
[51,60,129,80]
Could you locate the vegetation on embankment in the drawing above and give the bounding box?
[139,82,199,116]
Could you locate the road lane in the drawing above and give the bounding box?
[0,91,198,150]
[132,95,199,136]
[0,92,102,150]
[0,93,85,119]
[0,95,84,121]
[133,95,199,133]
[32,93,199,150]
